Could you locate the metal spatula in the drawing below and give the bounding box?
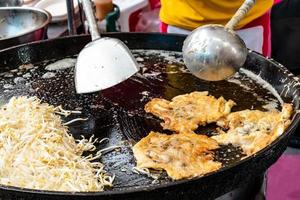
[75,0,139,94]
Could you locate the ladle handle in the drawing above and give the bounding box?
[81,0,101,40]
[225,0,256,30]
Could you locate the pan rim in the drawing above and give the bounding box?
[0,33,299,196]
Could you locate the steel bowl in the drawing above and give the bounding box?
[0,7,51,50]
[0,0,23,7]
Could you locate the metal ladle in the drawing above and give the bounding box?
[75,0,139,94]
[182,0,256,81]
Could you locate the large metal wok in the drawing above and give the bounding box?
[0,33,299,200]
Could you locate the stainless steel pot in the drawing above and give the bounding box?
[0,7,51,50]
[0,0,23,7]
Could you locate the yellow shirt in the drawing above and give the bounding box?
[160,0,273,30]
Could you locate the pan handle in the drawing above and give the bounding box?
[81,0,101,40]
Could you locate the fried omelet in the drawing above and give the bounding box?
[212,104,293,156]
[132,131,221,180]
[135,91,293,181]
[145,91,236,132]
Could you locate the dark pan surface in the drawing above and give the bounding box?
[0,34,299,200]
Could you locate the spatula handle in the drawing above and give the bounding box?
[81,0,101,40]
[225,0,256,30]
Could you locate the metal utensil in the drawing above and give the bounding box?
[182,0,256,81]
[66,0,77,35]
[75,0,139,94]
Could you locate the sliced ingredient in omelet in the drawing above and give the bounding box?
[133,131,221,180]
[212,104,293,156]
[145,91,236,132]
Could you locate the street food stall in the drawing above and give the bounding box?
[0,0,299,199]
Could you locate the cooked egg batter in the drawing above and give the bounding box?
[145,91,236,132]
[212,104,293,156]
[133,131,221,180]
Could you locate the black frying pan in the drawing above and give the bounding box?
[0,33,299,200]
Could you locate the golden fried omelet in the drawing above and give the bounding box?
[212,104,293,156]
[133,131,221,180]
[145,91,235,132]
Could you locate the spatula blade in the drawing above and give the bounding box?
[75,37,139,94]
